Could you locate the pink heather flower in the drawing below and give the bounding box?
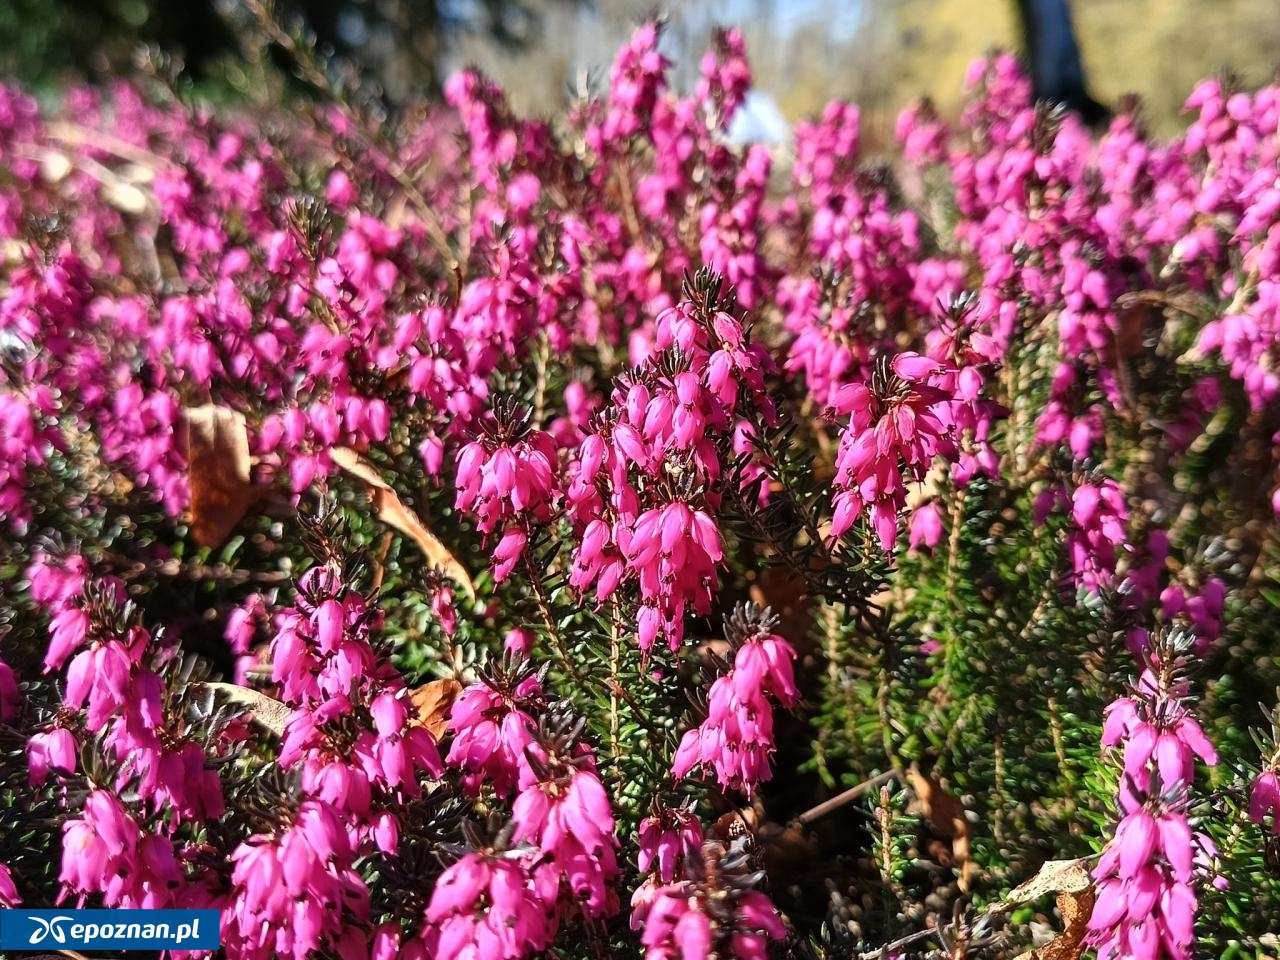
[28,726,78,786]
[697,27,752,126]
[491,526,528,583]
[896,97,950,166]
[566,275,774,652]
[455,402,559,537]
[618,502,724,652]
[638,886,711,959]
[447,669,543,797]
[1250,770,1280,833]
[1066,478,1130,592]
[923,294,1006,485]
[1101,675,1217,796]
[44,605,91,672]
[27,551,90,607]
[511,747,620,917]
[908,500,945,551]
[229,801,368,960]
[58,790,158,907]
[637,806,704,884]
[672,605,798,794]
[325,168,357,208]
[1090,630,1218,960]
[424,852,557,959]
[1159,580,1227,654]
[65,636,151,733]
[828,353,958,552]
[224,597,263,653]
[124,738,224,825]
[598,21,669,147]
[504,627,535,657]
[0,862,19,906]
[353,692,443,791]
[632,836,786,960]
[270,557,445,835]
[0,658,18,722]
[271,566,384,707]
[431,583,459,637]
[59,793,137,906]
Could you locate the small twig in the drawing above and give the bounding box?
[877,632,902,772]
[112,555,291,586]
[797,769,901,825]
[531,332,550,427]
[523,551,588,689]
[46,119,178,173]
[604,674,665,741]
[608,604,621,773]
[613,161,643,243]
[859,926,941,960]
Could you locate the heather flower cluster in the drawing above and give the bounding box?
[430,674,621,956]
[672,604,798,793]
[1090,629,1220,960]
[2,14,1280,960]
[455,400,560,582]
[566,271,775,652]
[827,352,960,552]
[632,831,785,960]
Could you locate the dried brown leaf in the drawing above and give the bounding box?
[1014,886,1096,960]
[747,566,814,656]
[907,765,975,891]
[330,447,475,600]
[199,682,293,736]
[758,821,819,874]
[408,678,463,739]
[186,405,257,548]
[1006,858,1093,903]
[1004,857,1095,960]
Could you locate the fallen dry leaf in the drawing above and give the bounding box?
[1005,857,1095,960]
[330,447,475,601]
[1006,858,1093,903]
[186,405,258,549]
[747,566,815,657]
[907,764,975,891]
[198,682,293,737]
[408,678,463,739]
[1014,886,1096,960]
[758,820,819,874]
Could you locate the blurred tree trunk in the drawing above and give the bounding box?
[1015,0,1109,124]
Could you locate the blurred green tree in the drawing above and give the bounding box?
[0,0,560,100]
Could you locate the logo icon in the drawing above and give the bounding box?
[28,916,72,945]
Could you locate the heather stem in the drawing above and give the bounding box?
[522,548,588,689]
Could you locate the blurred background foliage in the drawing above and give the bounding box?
[2,0,1279,140]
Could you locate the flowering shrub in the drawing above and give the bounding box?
[2,14,1280,960]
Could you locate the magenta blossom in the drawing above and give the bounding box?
[672,605,799,794]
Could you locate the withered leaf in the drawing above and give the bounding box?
[747,566,814,657]
[199,682,293,737]
[330,447,476,601]
[1006,858,1093,903]
[1004,857,1095,960]
[186,404,257,549]
[907,765,975,891]
[408,677,463,739]
[758,820,819,874]
[1014,886,1096,960]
